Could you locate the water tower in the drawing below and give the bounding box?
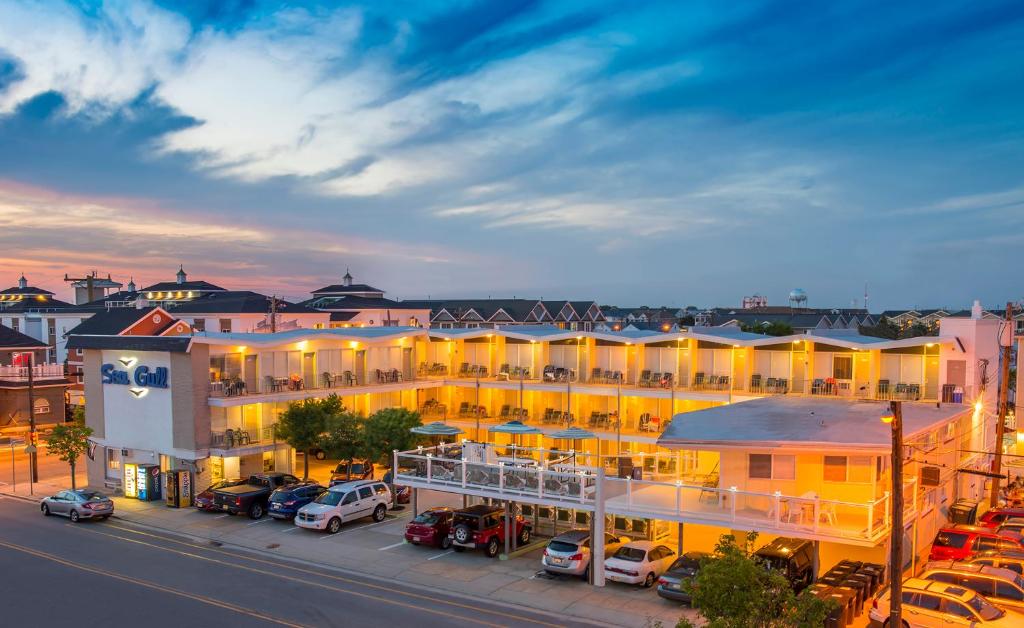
[789,288,808,309]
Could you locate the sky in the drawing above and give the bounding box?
[0,0,1022,310]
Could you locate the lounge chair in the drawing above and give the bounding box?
[590,367,603,383]
[499,405,510,419]
[638,370,651,387]
[750,374,762,392]
[693,372,705,389]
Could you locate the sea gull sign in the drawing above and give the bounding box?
[101,357,169,396]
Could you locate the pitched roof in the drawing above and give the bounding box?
[304,295,408,309]
[0,324,47,349]
[140,280,226,292]
[0,296,85,313]
[164,291,320,315]
[0,285,55,296]
[66,335,192,353]
[329,311,359,322]
[311,283,384,295]
[401,299,552,323]
[66,307,160,336]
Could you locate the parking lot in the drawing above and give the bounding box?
[108,482,697,627]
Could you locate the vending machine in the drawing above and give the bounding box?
[136,464,162,501]
[164,469,194,508]
[123,462,139,498]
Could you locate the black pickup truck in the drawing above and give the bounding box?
[212,472,300,519]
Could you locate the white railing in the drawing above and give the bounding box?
[0,364,65,380]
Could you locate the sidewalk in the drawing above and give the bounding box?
[88,494,694,627]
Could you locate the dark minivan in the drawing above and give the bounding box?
[754,537,815,592]
[268,482,326,520]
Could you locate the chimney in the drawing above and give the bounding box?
[971,300,983,320]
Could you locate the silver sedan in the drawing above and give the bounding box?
[41,490,114,522]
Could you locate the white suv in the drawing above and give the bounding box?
[294,480,391,534]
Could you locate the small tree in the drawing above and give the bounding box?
[44,415,93,490]
[363,408,424,483]
[319,406,366,469]
[275,395,343,479]
[678,532,833,628]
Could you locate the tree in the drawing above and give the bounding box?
[319,406,366,469]
[859,317,900,340]
[740,320,794,337]
[44,414,93,490]
[363,408,424,483]
[677,532,833,628]
[275,395,344,479]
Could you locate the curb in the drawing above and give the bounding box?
[0,491,41,504]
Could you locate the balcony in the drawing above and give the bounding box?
[0,363,67,383]
[209,368,415,399]
[210,425,278,450]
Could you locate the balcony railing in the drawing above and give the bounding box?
[210,425,277,449]
[209,368,414,398]
[0,364,66,381]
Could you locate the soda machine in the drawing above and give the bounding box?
[164,469,194,508]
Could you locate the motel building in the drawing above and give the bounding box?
[70,306,1001,584]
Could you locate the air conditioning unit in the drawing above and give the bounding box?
[921,466,941,487]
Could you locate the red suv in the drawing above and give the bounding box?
[978,508,1024,528]
[448,505,532,558]
[929,525,1024,561]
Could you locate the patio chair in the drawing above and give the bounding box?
[638,412,653,432]
[765,376,777,393]
[612,371,623,383]
[392,368,403,382]
[499,405,511,419]
[590,367,603,383]
[907,383,921,400]
[651,372,662,388]
[543,365,556,381]
[554,367,567,382]
[458,362,470,377]
[322,372,333,388]
[588,411,600,427]
[777,378,788,393]
[698,469,720,504]
[750,374,762,392]
[719,375,730,390]
[543,408,554,423]
[660,372,673,388]
[894,382,908,399]
[877,379,890,398]
[638,370,651,387]
[457,402,470,417]
[693,372,705,389]
[811,378,826,395]
[551,410,563,425]
[342,370,354,386]
[478,365,488,378]
[263,375,280,393]
[708,375,720,390]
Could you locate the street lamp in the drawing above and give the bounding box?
[882,401,903,627]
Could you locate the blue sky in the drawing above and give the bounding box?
[0,0,1021,309]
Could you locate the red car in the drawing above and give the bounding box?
[978,508,1024,528]
[448,504,532,558]
[929,524,1024,561]
[194,478,244,511]
[404,507,453,548]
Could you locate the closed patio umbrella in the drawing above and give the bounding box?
[488,420,542,462]
[549,426,598,472]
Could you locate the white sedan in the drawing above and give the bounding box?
[604,540,677,587]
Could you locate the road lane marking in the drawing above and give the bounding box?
[426,550,454,561]
[76,522,564,628]
[65,525,513,628]
[377,541,407,551]
[0,539,303,627]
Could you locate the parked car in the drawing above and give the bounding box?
[930,525,1024,561]
[404,507,453,548]
[329,460,374,486]
[754,537,816,592]
[869,577,1020,627]
[194,478,245,511]
[979,508,1024,528]
[212,472,300,519]
[960,550,1024,576]
[41,490,113,522]
[920,561,1024,612]
[657,552,711,603]
[541,529,629,579]
[268,482,325,520]
[604,541,677,588]
[294,480,391,533]
[997,518,1024,537]
[448,504,531,558]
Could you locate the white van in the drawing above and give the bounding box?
[294,480,391,534]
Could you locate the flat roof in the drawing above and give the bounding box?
[193,326,427,347]
[658,396,971,452]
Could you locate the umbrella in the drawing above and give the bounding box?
[488,420,542,462]
[549,427,598,471]
[411,422,465,447]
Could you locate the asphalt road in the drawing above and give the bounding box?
[0,497,600,628]
[0,439,86,487]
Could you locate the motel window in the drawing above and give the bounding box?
[833,355,853,380]
[48,326,55,337]
[106,448,120,471]
[748,454,795,480]
[11,318,18,331]
[439,323,453,329]
[219,319,232,333]
[33,398,50,415]
[192,318,206,332]
[210,353,242,382]
[824,456,872,483]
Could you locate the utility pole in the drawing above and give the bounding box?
[64,271,98,304]
[884,401,904,627]
[27,350,38,483]
[989,302,1014,507]
[270,295,278,333]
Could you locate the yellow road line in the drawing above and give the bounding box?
[0,539,304,628]
[70,524,520,628]
[98,520,568,628]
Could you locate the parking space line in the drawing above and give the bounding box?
[246,519,270,526]
[214,514,232,519]
[426,550,454,561]
[377,541,407,551]
[280,527,300,533]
